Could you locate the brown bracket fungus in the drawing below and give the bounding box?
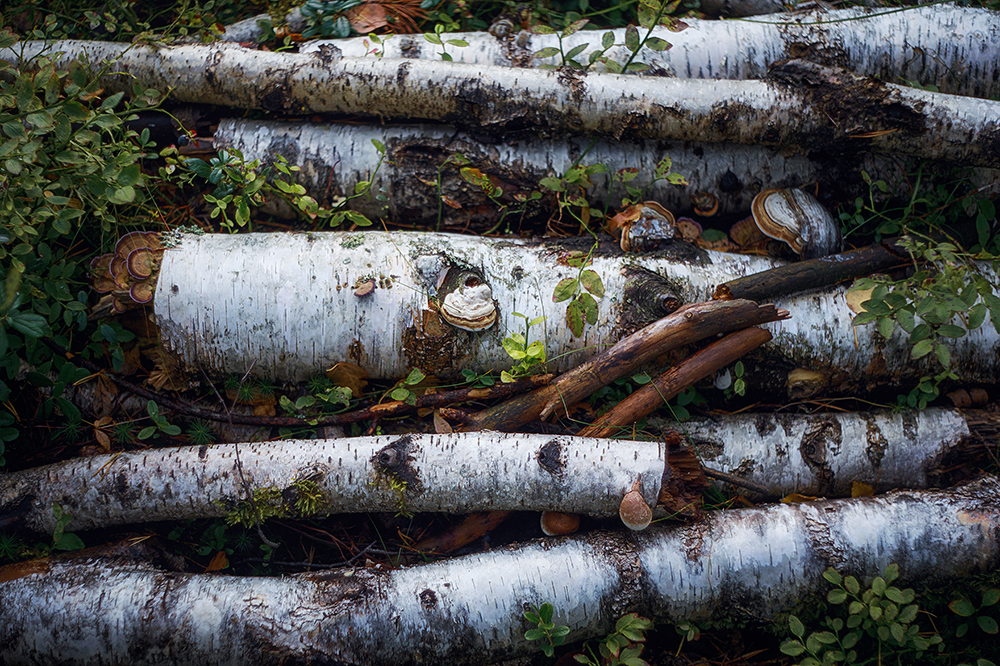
[619,479,653,531]
[540,510,581,536]
[751,188,842,259]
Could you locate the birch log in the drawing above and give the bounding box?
[657,408,986,497]
[0,433,665,533]
[150,231,1000,391]
[2,478,998,665]
[214,119,1000,224]
[294,3,1000,100]
[5,42,999,166]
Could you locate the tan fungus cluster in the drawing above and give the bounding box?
[91,231,164,314]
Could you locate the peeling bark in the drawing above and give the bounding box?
[150,231,1000,391]
[656,408,985,497]
[2,478,998,665]
[292,4,1000,99]
[0,433,665,533]
[5,40,998,166]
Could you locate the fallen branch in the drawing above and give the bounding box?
[0,432,666,533]
[5,41,999,166]
[2,478,997,664]
[578,326,772,438]
[465,299,787,431]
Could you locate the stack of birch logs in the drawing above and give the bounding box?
[3,4,1000,664]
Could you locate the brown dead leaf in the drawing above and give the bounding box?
[204,550,228,572]
[253,402,276,417]
[326,361,369,399]
[433,410,453,433]
[347,3,389,32]
[93,415,113,451]
[467,388,491,399]
[851,481,875,498]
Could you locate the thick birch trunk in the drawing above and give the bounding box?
[0,433,664,533]
[2,478,998,665]
[662,408,981,496]
[151,231,1000,390]
[293,4,999,99]
[214,119,1000,224]
[5,41,998,166]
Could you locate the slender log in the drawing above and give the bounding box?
[466,300,787,431]
[4,41,998,166]
[0,433,665,533]
[2,479,998,665]
[713,237,910,302]
[651,407,989,496]
[286,4,998,100]
[214,119,1000,225]
[578,326,772,438]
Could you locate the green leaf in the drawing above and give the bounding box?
[934,343,951,368]
[938,324,966,338]
[566,299,584,337]
[951,598,977,617]
[138,426,157,440]
[54,532,85,551]
[8,311,46,338]
[645,36,671,51]
[780,639,805,657]
[390,387,411,401]
[539,603,554,623]
[911,339,934,359]
[823,568,843,585]
[872,576,886,596]
[877,316,895,340]
[552,278,578,302]
[983,589,1000,607]
[578,292,598,325]
[533,47,561,59]
[117,163,141,187]
[539,177,565,192]
[625,25,640,52]
[405,368,426,385]
[565,44,588,61]
[579,270,604,298]
[978,615,998,634]
[828,589,848,604]
[845,576,860,595]
[602,31,615,49]
[524,628,544,641]
[890,622,905,643]
[789,615,805,638]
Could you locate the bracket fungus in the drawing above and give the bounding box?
[619,479,653,531]
[90,231,163,315]
[540,510,581,536]
[750,188,842,259]
[436,267,498,332]
[607,201,678,253]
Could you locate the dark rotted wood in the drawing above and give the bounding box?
[464,300,788,432]
[578,326,772,439]
[713,238,909,302]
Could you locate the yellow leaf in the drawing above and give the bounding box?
[781,493,820,504]
[325,361,369,398]
[852,481,875,498]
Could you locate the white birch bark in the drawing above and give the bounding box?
[216,118,1000,222]
[2,478,997,665]
[4,40,998,166]
[295,3,1000,99]
[658,408,972,496]
[151,231,1000,389]
[0,433,664,533]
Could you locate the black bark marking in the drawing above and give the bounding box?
[419,588,438,609]
[618,266,684,336]
[798,418,843,494]
[536,439,565,477]
[372,435,423,492]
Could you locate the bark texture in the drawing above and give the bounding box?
[658,408,977,496]
[300,4,998,99]
[0,433,664,533]
[2,478,998,665]
[214,119,1000,225]
[152,231,1000,392]
[5,40,998,166]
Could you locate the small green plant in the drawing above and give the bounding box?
[300,0,362,39]
[461,368,496,387]
[524,602,571,658]
[575,612,653,666]
[950,588,1000,639]
[390,368,427,405]
[672,621,701,657]
[848,235,1000,409]
[780,564,943,666]
[615,156,688,206]
[552,252,604,338]
[0,530,25,561]
[457,161,543,235]
[138,401,182,440]
[501,312,547,382]
[50,505,84,551]
[186,420,216,446]
[718,361,746,399]
[423,22,469,61]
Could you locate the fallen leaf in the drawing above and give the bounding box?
[781,493,820,504]
[204,550,228,572]
[851,481,875,498]
[433,410,453,433]
[326,361,369,398]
